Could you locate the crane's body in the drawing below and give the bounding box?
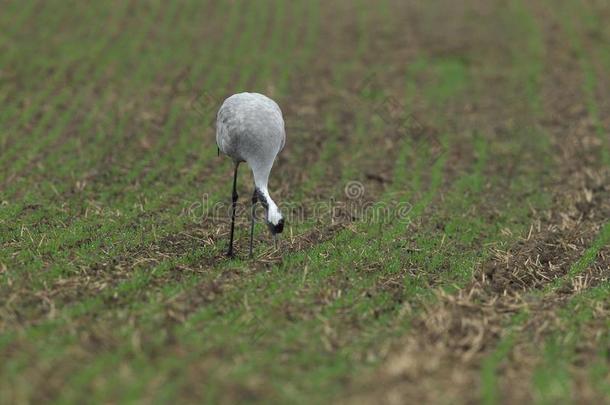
[216,92,286,257]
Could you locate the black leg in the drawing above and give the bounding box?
[227,163,239,257]
[249,189,258,258]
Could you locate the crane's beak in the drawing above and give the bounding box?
[273,234,279,250]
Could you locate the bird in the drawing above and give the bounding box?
[216,92,286,257]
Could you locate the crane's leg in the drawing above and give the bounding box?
[227,163,239,257]
[249,189,258,258]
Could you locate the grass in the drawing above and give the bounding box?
[1,0,609,403]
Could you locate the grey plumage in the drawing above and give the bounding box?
[216,92,286,257]
[217,92,285,189]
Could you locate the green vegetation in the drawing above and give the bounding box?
[1,0,608,403]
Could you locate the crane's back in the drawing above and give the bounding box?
[216,93,285,164]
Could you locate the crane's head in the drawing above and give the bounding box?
[255,188,284,235]
[267,216,284,235]
[265,201,284,236]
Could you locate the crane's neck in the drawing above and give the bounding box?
[251,161,284,232]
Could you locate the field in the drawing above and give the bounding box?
[1,0,609,403]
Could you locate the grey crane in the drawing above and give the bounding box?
[216,92,286,257]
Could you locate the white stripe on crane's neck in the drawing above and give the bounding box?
[259,187,282,226]
[251,161,282,226]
